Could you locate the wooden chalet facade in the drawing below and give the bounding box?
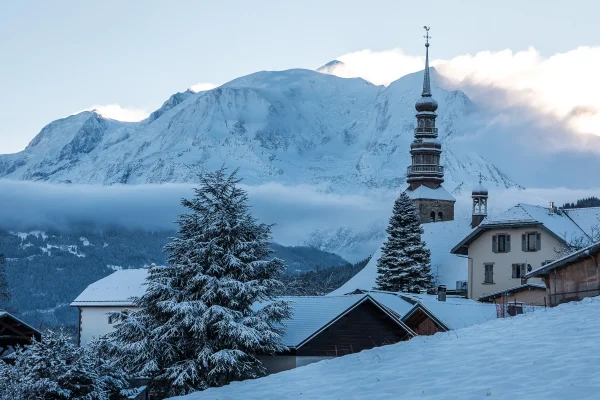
[0,312,41,359]
[260,294,416,374]
[527,241,600,306]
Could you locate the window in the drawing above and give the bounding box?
[438,212,443,221]
[430,211,436,222]
[484,264,494,283]
[512,263,527,279]
[522,232,541,252]
[492,234,511,253]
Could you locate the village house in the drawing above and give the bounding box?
[0,311,41,360]
[526,240,600,306]
[451,203,600,305]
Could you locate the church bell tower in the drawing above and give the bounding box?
[405,27,456,224]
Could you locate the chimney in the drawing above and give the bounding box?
[549,201,555,214]
[437,284,447,302]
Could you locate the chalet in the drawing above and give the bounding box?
[0,312,41,359]
[526,240,600,306]
[451,204,599,305]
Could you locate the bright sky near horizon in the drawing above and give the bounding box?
[1,0,598,154]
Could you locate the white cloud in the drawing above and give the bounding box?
[189,82,218,93]
[322,46,600,136]
[83,104,150,122]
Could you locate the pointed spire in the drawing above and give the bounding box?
[422,26,432,97]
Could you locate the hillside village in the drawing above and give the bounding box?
[1,29,600,400]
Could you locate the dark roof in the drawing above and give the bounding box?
[526,241,600,278]
[478,283,547,302]
[0,312,41,345]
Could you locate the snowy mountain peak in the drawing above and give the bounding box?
[1,68,517,192]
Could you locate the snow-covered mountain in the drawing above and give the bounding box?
[0,68,517,193]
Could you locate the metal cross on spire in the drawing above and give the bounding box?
[423,26,431,46]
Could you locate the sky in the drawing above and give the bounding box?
[1,0,599,154]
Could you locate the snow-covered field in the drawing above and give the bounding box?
[171,298,600,400]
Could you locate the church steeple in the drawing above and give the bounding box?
[407,26,442,189]
[405,27,455,224]
[422,27,431,96]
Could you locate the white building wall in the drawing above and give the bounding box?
[468,227,560,301]
[78,306,139,346]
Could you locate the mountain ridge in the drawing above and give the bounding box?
[0,67,518,193]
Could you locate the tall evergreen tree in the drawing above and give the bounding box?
[375,192,433,293]
[106,167,291,398]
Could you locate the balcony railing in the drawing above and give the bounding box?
[407,165,444,174]
[414,127,438,135]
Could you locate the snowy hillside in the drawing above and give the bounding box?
[172,298,600,400]
[0,68,517,193]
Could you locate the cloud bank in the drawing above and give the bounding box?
[1,180,598,258]
[324,46,600,137]
[83,104,150,122]
[189,82,219,93]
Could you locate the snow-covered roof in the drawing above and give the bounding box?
[452,204,598,254]
[330,218,471,295]
[401,293,497,330]
[527,240,600,278]
[477,283,547,302]
[262,294,414,348]
[564,207,600,238]
[404,185,456,202]
[71,269,148,306]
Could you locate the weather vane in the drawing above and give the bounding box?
[423,26,431,45]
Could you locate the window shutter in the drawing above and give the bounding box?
[536,233,541,251]
[506,235,511,252]
[492,235,498,253]
[520,263,527,276]
[512,264,517,278]
[522,234,527,251]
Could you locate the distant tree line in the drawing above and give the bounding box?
[562,196,600,209]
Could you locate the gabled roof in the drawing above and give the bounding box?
[71,269,148,307]
[0,312,42,345]
[452,204,596,255]
[260,294,416,349]
[400,293,497,330]
[526,240,600,278]
[478,283,547,302]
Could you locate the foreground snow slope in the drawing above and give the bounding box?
[172,298,600,400]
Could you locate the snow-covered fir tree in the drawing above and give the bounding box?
[106,167,292,398]
[0,329,129,400]
[375,192,434,292]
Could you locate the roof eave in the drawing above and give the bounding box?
[527,241,600,278]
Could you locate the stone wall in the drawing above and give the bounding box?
[412,198,455,224]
